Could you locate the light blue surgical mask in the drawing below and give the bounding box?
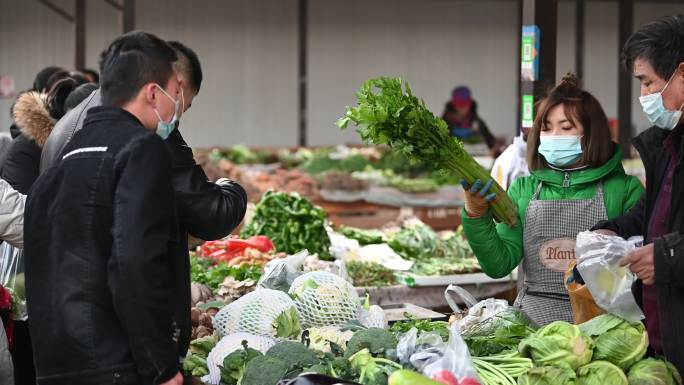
[639,71,684,130]
[538,135,583,168]
[153,85,182,139]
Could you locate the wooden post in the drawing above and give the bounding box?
[75,0,85,71]
[575,0,585,80]
[122,0,135,33]
[618,0,634,158]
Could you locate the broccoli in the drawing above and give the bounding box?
[345,328,398,358]
[219,341,263,385]
[329,356,356,381]
[265,340,321,377]
[241,355,290,385]
[302,363,329,375]
[349,348,402,385]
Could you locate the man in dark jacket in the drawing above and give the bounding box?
[593,15,684,373]
[25,31,185,385]
[38,42,248,368]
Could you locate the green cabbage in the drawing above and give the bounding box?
[579,314,648,370]
[519,321,594,371]
[627,358,682,385]
[517,366,576,385]
[577,361,628,385]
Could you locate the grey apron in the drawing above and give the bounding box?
[515,180,608,325]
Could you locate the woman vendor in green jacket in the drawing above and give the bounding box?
[461,76,644,325]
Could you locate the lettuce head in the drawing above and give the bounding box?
[579,314,648,370]
[517,366,576,385]
[627,358,682,385]
[519,321,593,371]
[576,361,628,385]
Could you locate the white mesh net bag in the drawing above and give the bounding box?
[288,271,360,327]
[202,332,276,385]
[213,288,301,338]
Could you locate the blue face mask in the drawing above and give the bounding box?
[538,135,583,168]
[639,71,684,130]
[153,85,182,140]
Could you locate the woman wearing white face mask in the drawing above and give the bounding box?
[459,75,644,325]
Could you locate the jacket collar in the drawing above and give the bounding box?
[632,124,684,166]
[531,145,624,187]
[83,106,146,130]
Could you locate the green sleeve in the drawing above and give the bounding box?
[623,176,645,213]
[461,179,525,278]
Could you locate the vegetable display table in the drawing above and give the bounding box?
[357,273,517,310]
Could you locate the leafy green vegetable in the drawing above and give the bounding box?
[347,261,397,287]
[385,176,440,193]
[387,221,441,260]
[219,342,263,385]
[349,348,402,385]
[183,354,209,377]
[190,253,262,291]
[273,307,302,339]
[627,358,683,385]
[576,361,628,385]
[465,322,535,357]
[338,226,386,245]
[579,314,648,370]
[338,77,517,226]
[517,366,577,385]
[519,321,594,371]
[473,351,533,385]
[189,335,218,356]
[300,152,373,175]
[389,315,450,341]
[241,191,332,260]
[345,328,398,358]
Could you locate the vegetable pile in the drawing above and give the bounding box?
[338,77,517,226]
[241,190,333,260]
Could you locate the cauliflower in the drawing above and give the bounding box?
[307,326,355,353]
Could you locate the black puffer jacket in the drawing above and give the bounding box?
[25,107,182,385]
[1,92,55,194]
[594,124,684,374]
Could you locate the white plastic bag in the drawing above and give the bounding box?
[202,332,276,385]
[0,243,26,320]
[575,231,644,322]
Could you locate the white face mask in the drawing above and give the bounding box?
[153,85,182,139]
[639,71,684,130]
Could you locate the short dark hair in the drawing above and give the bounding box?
[528,74,615,170]
[82,68,100,83]
[65,83,98,111]
[33,66,68,92]
[622,14,684,79]
[168,41,202,93]
[47,78,79,120]
[100,31,178,107]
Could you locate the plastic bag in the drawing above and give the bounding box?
[0,243,26,320]
[277,374,361,385]
[575,231,644,322]
[564,261,605,324]
[258,250,310,292]
[396,325,481,383]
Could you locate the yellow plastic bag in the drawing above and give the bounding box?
[564,261,605,324]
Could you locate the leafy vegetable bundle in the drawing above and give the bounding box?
[241,190,333,260]
[338,77,517,226]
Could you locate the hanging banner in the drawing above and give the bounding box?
[521,25,540,81]
[522,94,535,129]
[0,75,16,99]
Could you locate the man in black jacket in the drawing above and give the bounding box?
[25,31,185,385]
[38,41,248,373]
[593,15,684,373]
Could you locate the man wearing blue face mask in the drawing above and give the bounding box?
[592,15,684,372]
